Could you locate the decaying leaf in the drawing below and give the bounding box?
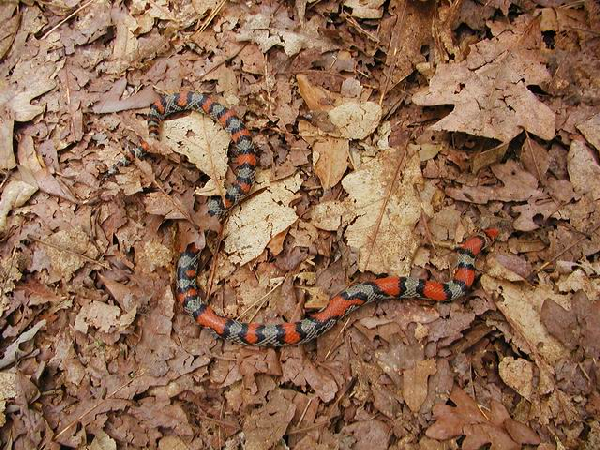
[567,139,600,200]
[577,113,600,155]
[0,178,38,232]
[223,172,301,266]
[299,120,348,190]
[342,150,429,274]
[446,160,541,204]
[165,112,230,196]
[44,228,100,282]
[426,384,539,449]
[498,357,534,400]
[329,101,382,140]
[481,275,570,366]
[404,359,437,412]
[344,0,385,19]
[413,17,555,142]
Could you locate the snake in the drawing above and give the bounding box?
[117,91,498,347]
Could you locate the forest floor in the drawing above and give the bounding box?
[1,0,600,449]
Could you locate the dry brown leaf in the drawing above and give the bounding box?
[557,269,600,300]
[222,172,301,266]
[446,160,541,204]
[17,135,77,203]
[45,228,100,282]
[521,135,550,181]
[567,139,600,201]
[313,137,349,189]
[427,385,498,437]
[0,3,19,60]
[166,112,230,197]
[0,56,60,169]
[329,101,382,140]
[481,275,570,367]
[383,0,433,86]
[311,199,345,231]
[404,359,436,413]
[109,9,139,74]
[0,178,38,232]
[0,320,45,370]
[427,385,537,449]
[242,389,296,450]
[498,357,534,400]
[74,300,121,334]
[413,17,555,142]
[577,113,600,154]
[93,85,158,114]
[89,430,117,450]
[0,119,14,170]
[136,240,172,273]
[342,419,391,450]
[299,120,349,189]
[296,74,340,112]
[237,7,334,57]
[143,192,188,220]
[0,371,16,400]
[344,0,385,19]
[342,150,428,274]
[511,196,560,232]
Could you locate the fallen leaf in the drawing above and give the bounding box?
[342,150,427,274]
[567,139,600,200]
[329,101,382,140]
[577,113,600,154]
[404,359,437,412]
[498,357,534,400]
[0,178,38,232]
[344,0,385,19]
[223,172,300,266]
[44,228,99,282]
[299,120,349,189]
[165,111,230,197]
[447,160,541,204]
[481,275,570,366]
[242,389,296,450]
[0,320,45,370]
[413,17,555,142]
[74,300,121,334]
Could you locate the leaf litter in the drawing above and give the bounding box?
[0,1,599,449]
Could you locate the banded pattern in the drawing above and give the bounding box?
[121,91,499,347]
[176,228,499,346]
[148,91,256,217]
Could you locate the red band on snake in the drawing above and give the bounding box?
[129,91,498,347]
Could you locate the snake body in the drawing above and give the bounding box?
[130,91,497,347]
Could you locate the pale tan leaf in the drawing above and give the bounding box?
[498,357,534,400]
[164,112,230,197]
[0,178,38,232]
[342,151,426,274]
[567,139,600,201]
[222,172,301,266]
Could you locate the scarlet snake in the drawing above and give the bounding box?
[120,91,498,347]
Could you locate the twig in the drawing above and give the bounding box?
[53,369,145,441]
[362,147,406,270]
[238,279,284,322]
[536,222,600,273]
[29,237,110,270]
[199,0,227,32]
[41,0,97,40]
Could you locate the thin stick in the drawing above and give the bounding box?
[42,0,97,40]
[30,237,110,270]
